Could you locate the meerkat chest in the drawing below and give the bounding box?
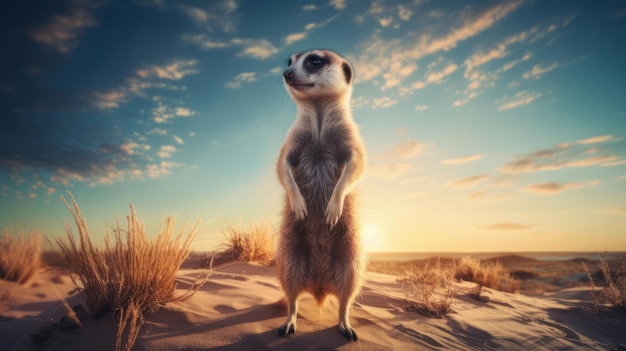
[288,127,351,169]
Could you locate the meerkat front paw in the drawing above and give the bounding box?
[290,192,308,220]
[325,193,344,228]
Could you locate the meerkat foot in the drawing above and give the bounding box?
[278,322,296,337]
[339,323,358,341]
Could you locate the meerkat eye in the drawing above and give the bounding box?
[308,57,323,67]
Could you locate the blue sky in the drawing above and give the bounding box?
[1,0,625,252]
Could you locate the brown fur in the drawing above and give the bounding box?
[275,50,366,341]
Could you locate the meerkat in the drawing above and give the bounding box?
[275,49,366,341]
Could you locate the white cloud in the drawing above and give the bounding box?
[351,1,522,90]
[520,180,599,195]
[441,155,482,165]
[157,145,177,158]
[369,163,416,179]
[371,96,398,108]
[577,135,613,145]
[303,4,316,11]
[330,0,346,10]
[146,161,180,179]
[235,39,278,59]
[225,72,257,89]
[497,91,541,111]
[522,62,560,80]
[384,138,427,159]
[153,104,196,123]
[448,174,488,189]
[284,32,307,45]
[30,8,97,53]
[137,60,199,80]
[94,91,126,109]
[177,4,208,24]
[415,105,428,111]
[173,135,184,145]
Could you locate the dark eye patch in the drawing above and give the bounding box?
[304,54,327,73]
[287,58,292,67]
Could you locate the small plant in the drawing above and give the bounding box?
[0,228,42,284]
[402,258,455,317]
[583,252,626,313]
[455,257,519,299]
[212,221,275,266]
[56,193,208,351]
[592,252,626,313]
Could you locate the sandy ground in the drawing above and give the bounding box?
[1,257,625,351]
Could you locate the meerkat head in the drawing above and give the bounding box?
[283,49,353,102]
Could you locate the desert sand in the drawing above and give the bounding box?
[1,255,625,351]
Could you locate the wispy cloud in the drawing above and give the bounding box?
[30,7,97,53]
[183,36,278,59]
[284,32,307,45]
[448,174,488,189]
[225,72,257,89]
[577,135,613,145]
[601,207,626,215]
[500,141,618,174]
[177,0,238,33]
[384,138,428,159]
[441,154,482,165]
[469,190,509,201]
[519,180,599,195]
[157,145,177,158]
[496,91,541,111]
[371,96,398,108]
[136,60,198,80]
[352,1,522,89]
[368,163,416,179]
[330,0,346,10]
[153,104,197,124]
[483,223,532,230]
[522,62,560,80]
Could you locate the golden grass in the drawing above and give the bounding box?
[212,221,275,266]
[401,258,455,317]
[585,253,626,313]
[55,193,208,351]
[0,228,42,284]
[455,257,519,297]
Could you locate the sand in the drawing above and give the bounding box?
[1,257,625,351]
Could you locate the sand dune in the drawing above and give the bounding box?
[1,261,625,350]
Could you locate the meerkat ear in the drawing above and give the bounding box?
[342,61,353,84]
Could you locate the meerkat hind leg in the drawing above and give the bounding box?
[278,294,299,337]
[338,295,358,341]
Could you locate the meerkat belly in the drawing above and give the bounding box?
[292,141,344,217]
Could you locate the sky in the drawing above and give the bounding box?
[1,0,625,253]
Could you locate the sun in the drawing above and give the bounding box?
[361,221,384,252]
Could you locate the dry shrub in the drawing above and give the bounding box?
[585,253,626,313]
[455,257,519,297]
[212,221,275,266]
[56,193,208,351]
[0,228,42,284]
[402,258,455,317]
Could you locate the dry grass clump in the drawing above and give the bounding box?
[402,258,455,317]
[455,257,519,298]
[212,221,275,266]
[0,228,42,284]
[56,193,208,351]
[584,253,626,313]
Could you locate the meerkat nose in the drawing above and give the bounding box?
[283,69,295,80]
